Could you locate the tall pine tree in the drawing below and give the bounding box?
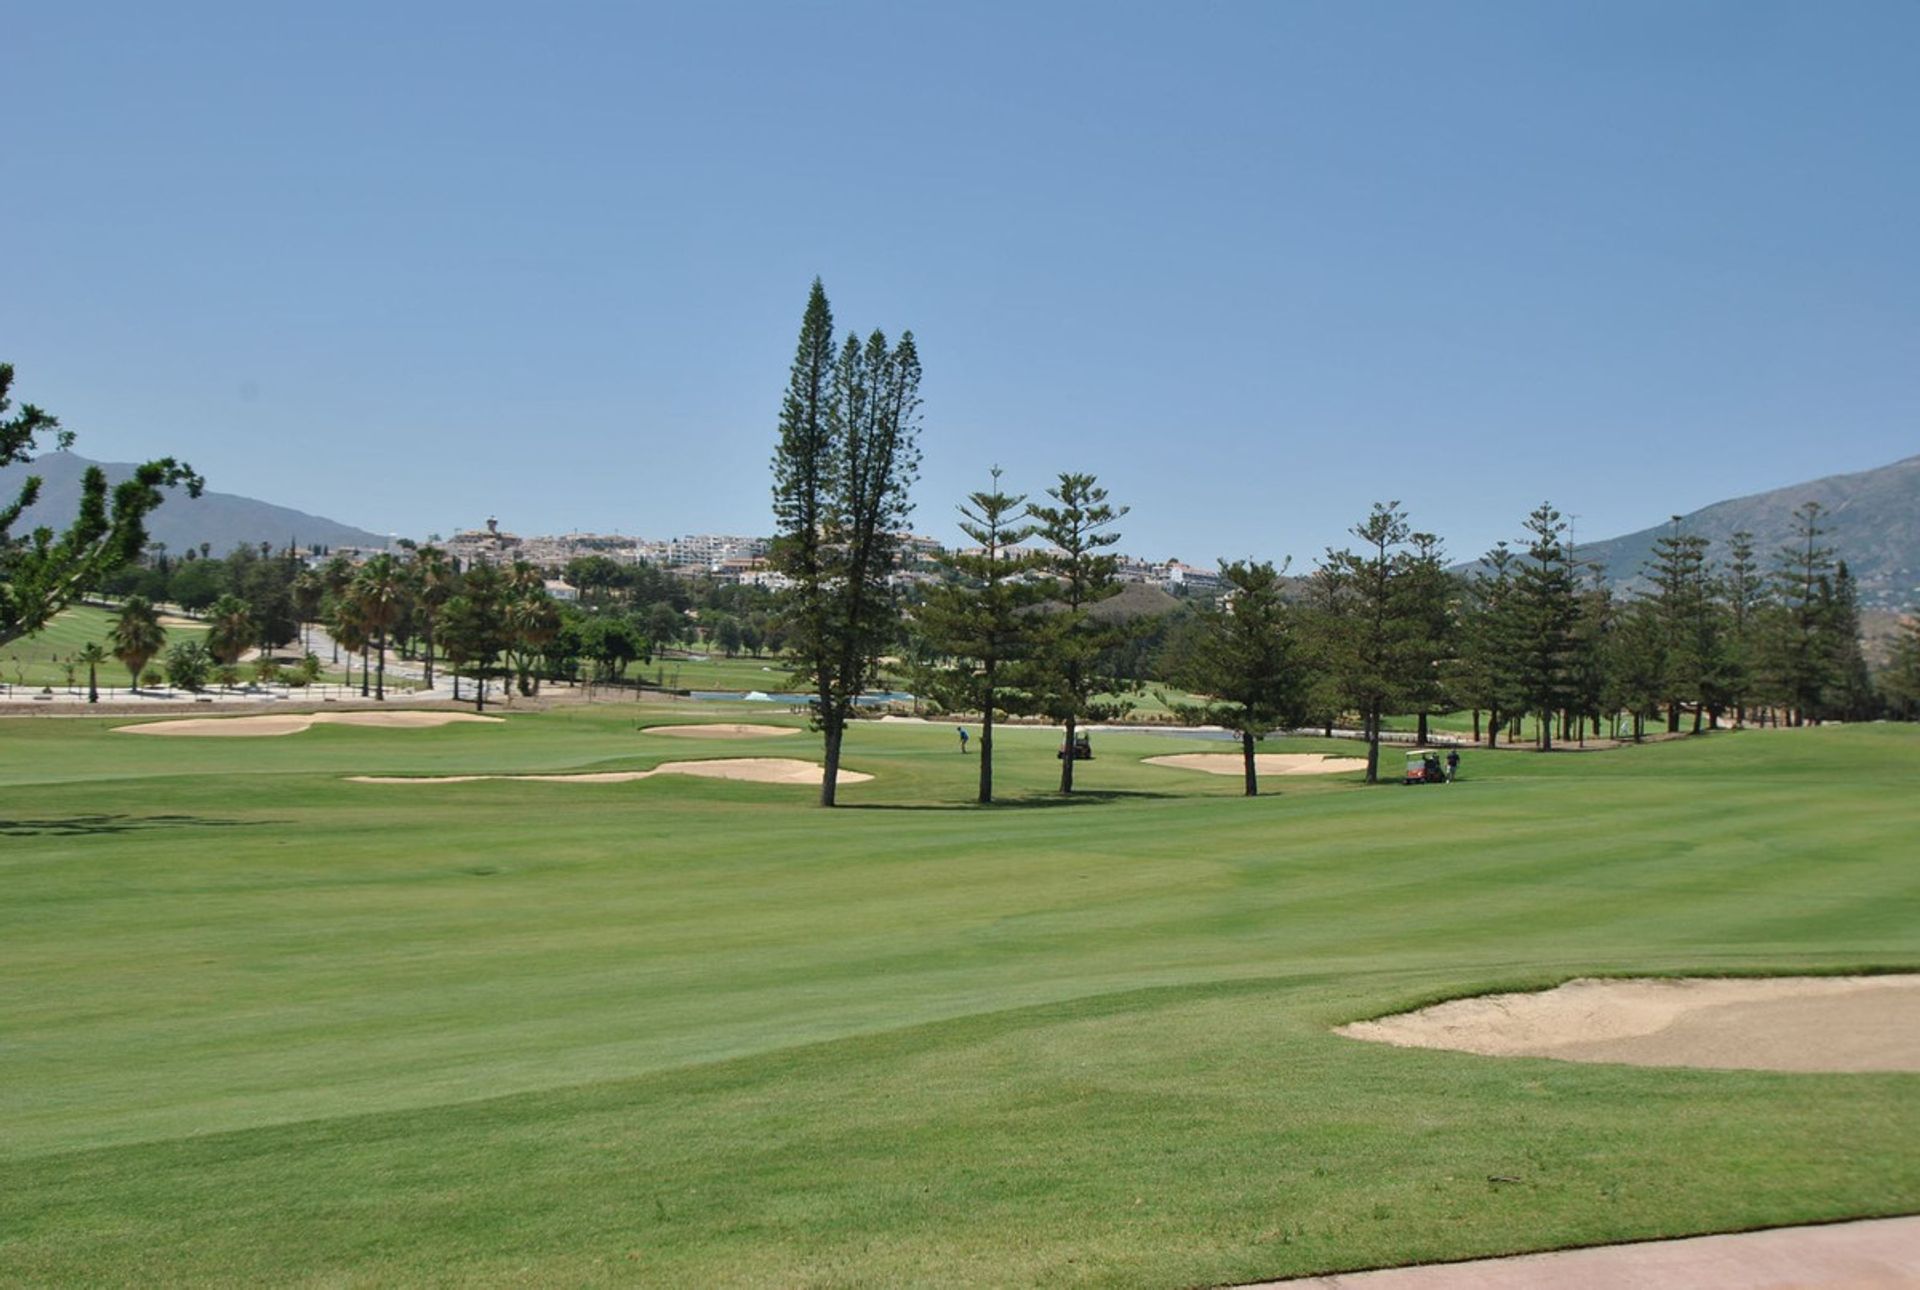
[1022,473,1129,794]
[1169,559,1307,796]
[911,467,1043,804]
[770,281,924,805]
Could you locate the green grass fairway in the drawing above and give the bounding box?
[1,604,208,689]
[2,710,1916,1285]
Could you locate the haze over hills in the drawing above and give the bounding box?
[1572,454,1920,608]
[0,452,391,556]
[7,449,1917,612]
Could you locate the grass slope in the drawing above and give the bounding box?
[2,604,210,689]
[2,710,1916,1285]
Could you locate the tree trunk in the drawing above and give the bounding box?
[1241,728,1258,797]
[1363,701,1380,784]
[1059,712,1077,793]
[820,717,844,808]
[423,624,435,688]
[375,634,386,701]
[978,668,995,805]
[1692,704,1704,734]
[87,665,98,704]
[1667,702,1680,734]
[452,670,461,702]
[1540,707,1553,751]
[1417,711,1429,745]
[1472,708,1481,743]
[1487,704,1500,749]
[360,647,370,697]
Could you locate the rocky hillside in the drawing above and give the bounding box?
[0,451,389,556]
[1578,454,1920,608]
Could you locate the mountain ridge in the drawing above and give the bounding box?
[1572,453,1920,607]
[0,451,391,556]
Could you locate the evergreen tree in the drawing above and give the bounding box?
[1768,501,1837,725]
[1640,517,1713,732]
[1450,544,1522,746]
[1022,473,1130,794]
[440,563,510,709]
[1821,561,1876,721]
[1509,503,1579,750]
[1168,560,1307,796]
[2,362,200,650]
[1397,533,1457,746]
[1606,597,1665,741]
[1721,530,1765,726]
[1567,565,1615,743]
[1882,615,1920,720]
[1314,502,1416,781]
[769,281,924,806]
[910,467,1043,804]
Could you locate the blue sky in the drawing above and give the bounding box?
[6,1,1916,564]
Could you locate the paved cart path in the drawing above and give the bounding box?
[1246,1215,1920,1289]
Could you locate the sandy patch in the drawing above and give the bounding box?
[115,712,505,737]
[348,757,869,787]
[1242,1215,1920,1289]
[1339,975,1920,1072]
[642,723,799,739]
[1144,752,1368,776]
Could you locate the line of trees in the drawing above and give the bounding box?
[764,285,1904,808]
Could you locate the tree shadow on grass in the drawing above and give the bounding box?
[0,814,284,838]
[841,789,1180,812]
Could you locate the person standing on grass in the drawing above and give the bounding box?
[957,725,970,753]
[1446,749,1460,782]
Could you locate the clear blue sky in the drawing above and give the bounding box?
[6,1,1916,564]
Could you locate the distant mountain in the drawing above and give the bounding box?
[0,451,390,555]
[1577,454,1920,608]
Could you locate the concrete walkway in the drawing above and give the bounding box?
[1247,1216,1920,1289]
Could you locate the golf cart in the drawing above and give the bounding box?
[1058,733,1094,761]
[1402,749,1447,785]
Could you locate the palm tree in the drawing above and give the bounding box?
[76,641,107,703]
[320,555,355,662]
[352,555,407,701]
[108,596,167,692]
[332,600,370,698]
[206,595,256,665]
[410,546,454,689]
[291,571,324,654]
[503,562,558,696]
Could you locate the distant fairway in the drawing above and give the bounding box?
[1,708,1916,1285]
[1,604,208,689]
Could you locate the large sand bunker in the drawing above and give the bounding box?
[641,723,799,739]
[1339,975,1920,1072]
[1144,752,1368,777]
[116,712,505,738]
[348,757,868,787]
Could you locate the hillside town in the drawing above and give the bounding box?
[434,516,1223,596]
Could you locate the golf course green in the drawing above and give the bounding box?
[2,707,1915,1286]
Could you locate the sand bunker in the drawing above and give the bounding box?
[641,723,799,739]
[348,758,869,787]
[1144,752,1368,777]
[1339,975,1920,1073]
[115,712,505,738]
